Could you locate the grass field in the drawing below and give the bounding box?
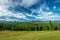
[0,31,60,40]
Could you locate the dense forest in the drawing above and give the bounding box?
[0,21,60,31]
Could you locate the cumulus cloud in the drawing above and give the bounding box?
[35,11,60,21]
[0,0,60,22]
[7,0,40,8]
[21,0,39,7]
[0,7,28,21]
[0,0,30,21]
[30,1,60,21]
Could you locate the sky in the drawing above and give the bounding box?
[0,0,60,22]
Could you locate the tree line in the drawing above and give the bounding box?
[0,21,60,31]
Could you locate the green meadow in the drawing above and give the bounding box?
[0,31,60,40]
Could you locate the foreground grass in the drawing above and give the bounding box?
[0,31,60,40]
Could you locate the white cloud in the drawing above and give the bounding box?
[0,10,27,19]
[0,0,40,21]
[35,11,60,21]
[21,0,39,7]
[0,18,20,22]
[0,0,60,22]
[0,0,28,21]
[6,0,40,8]
[31,1,60,21]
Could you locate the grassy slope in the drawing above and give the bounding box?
[0,31,60,40]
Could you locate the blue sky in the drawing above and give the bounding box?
[0,0,60,22]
